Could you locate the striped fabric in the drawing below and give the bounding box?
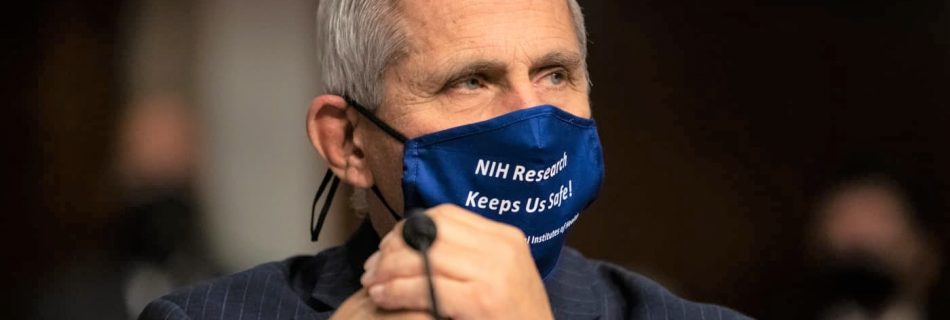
[140,220,751,319]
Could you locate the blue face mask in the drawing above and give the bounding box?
[311,97,605,278]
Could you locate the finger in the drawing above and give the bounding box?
[378,212,492,256]
[378,220,405,251]
[370,210,527,285]
[427,204,528,245]
[385,204,491,251]
[371,309,432,320]
[363,244,483,287]
[426,203,492,232]
[368,275,476,318]
[361,251,381,284]
[336,288,434,320]
[336,288,382,319]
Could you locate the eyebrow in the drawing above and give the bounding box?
[529,51,584,76]
[429,59,508,89]
[422,50,584,90]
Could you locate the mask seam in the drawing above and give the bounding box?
[402,146,418,212]
[412,108,596,148]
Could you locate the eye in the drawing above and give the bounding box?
[462,77,482,90]
[449,76,485,92]
[545,70,567,86]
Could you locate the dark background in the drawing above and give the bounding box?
[572,0,950,317]
[5,0,949,318]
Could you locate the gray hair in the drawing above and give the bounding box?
[315,0,589,110]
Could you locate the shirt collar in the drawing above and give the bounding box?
[309,218,379,309]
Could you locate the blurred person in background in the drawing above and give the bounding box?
[34,96,219,320]
[112,95,221,314]
[774,162,948,320]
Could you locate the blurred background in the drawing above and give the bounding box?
[4,0,948,319]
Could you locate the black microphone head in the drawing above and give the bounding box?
[403,208,437,252]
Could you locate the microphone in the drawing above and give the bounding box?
[403,209,436,251]
[402,209,442,320]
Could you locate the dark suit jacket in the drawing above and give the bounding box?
[140,220,750,319]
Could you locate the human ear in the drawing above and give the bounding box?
[306,95,374,188]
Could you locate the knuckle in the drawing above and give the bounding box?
[382,233,412,254]
[429,203,451,213]
[370,285,390,307]
[372,256,392,282]
[499,224,526,243]
[380,231,402,253]
[426,211,444,223]
[384,251,420,278]
[427,204,453,219]
[381,278,424,310]
[433,203,459,211]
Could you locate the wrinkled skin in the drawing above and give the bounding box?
[307,0,590,318]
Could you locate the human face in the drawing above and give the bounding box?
[356,0,590,232]
[818,184,927,283]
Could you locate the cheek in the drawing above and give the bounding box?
[362,127,406,196]
[537,84,590,118]
[365,130,404,172]
[572,102,592,119]
[553,94,592,119]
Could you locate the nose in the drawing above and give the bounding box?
[498,79,543,113]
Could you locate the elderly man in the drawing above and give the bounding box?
[140,0,748,319]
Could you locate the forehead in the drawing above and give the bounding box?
[395,0,579,62]
[823,184,909,222]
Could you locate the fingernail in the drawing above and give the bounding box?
[363,251,380,270]
[368,284,384,301]
[360,267,376,286]
[361,252,380,285]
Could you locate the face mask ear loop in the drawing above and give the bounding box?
[343,95,406,222]
[371,185,403,222]
[310,168,341,242]
[310,96,404,241]
[343,95,408,143]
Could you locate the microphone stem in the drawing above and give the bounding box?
[421,249,442,320]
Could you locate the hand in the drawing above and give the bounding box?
[331,288,432,320]
[360,204,554,320]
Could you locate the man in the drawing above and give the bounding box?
[140,0,749,319]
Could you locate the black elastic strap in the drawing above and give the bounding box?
[343,95,409,143]
[311,168,341,241]
[310,172,404,242]
[372,185,403,222]
[421,251,442,320]
[309,96,408,242]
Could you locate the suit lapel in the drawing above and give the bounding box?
[545,248,603,319]
[309,219,379,310]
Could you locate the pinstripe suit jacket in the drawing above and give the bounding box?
[140,220,750,320]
